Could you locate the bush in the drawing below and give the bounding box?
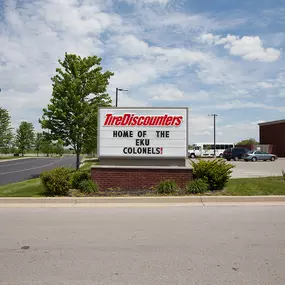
[282,170,285,181]
[156,180,179,194]
[70,170,90,189]
[186,179,209,194]
[78,180,98,194]
[68,189,85,197]
[192,158,234,191]
[40,167,74,196]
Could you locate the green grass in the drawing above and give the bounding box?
[0,156,24,160]
[0,179,45,197]
[0,175,284,197]
[223,176,285,196]
[80,161,95,171]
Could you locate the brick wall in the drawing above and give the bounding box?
[91,166,193,192]
[260,122,285,157]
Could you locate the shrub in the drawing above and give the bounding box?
[78,180,99,194]
[186,179,209,194]
[40,167,74,196]
[156,180,179,195]
[191,158,234,191]
[282,170,285,181]
[68,189,85,197]
[70,170,90,189]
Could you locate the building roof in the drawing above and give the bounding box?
[258,119,285,127]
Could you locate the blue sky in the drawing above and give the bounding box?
[0,0,285,143]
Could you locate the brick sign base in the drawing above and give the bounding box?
[91,165,193,192]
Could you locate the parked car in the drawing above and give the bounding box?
[223,147,250,161]
[244,150,277,162]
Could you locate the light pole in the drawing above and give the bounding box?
[208,114,218,157]
[115,88,128,107]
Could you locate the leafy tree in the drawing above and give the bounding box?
[40,53,113,169]
[16,122,35,156]
[236,138,259,146]
[35,132,43,156]
[40,134,53,157]
[54,139,64,156]
[188,144,195,150]
[0,107,13,154]
[82,96,112,156]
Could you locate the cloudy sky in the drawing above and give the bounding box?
[1,0,285,144]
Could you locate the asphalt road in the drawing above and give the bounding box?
[0,156,77,185]
[0,205,285,285]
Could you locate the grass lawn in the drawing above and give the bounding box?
[0,175,284,197]
[223,176,285,196]
[0,179,45,197]
[0,156,23,160]
[80,161,95,171]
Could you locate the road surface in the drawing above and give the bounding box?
[0,156,77,185]
[0,205,285,285]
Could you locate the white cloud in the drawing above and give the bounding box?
[200,33,281,62]
[120,0,169,4]
[144,84,185,101]
[110,60,158,88]
[187,90,210,101]
[110,34,207,63]
[201,101,285,112]
[199,33,221,45]
[107,34,208,91]
[256,82,274,88]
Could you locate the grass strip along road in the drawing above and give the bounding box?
[0,175,284,197]
[0,156,76,186]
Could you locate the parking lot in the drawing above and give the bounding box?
[230,158,285,178]
[188,158,285,178]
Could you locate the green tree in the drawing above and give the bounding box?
[40,134,53,157]
[16,122,35,156]
[35,132,43,156]
[40,53,113,169]
[54,139,64,156]
[82,96,112,156]
[0,107,13,154]
[236,138,259,146]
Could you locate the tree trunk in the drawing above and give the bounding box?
[76,152,80,170]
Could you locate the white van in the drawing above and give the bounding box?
[188,143,235,158]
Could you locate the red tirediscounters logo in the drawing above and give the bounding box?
[103,113,183,127]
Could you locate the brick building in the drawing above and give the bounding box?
[259,119,285,157]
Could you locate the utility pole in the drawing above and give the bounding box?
[115,88,128,107]
[208,114,218,157]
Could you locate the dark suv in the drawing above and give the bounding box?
[223,147,250,161]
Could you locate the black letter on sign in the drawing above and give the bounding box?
[137,131,143,137]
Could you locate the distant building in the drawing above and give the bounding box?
[259,119,285,157]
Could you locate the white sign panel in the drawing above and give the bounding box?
[98,108,188,158]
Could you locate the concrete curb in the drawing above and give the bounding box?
[0,196,285,206]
